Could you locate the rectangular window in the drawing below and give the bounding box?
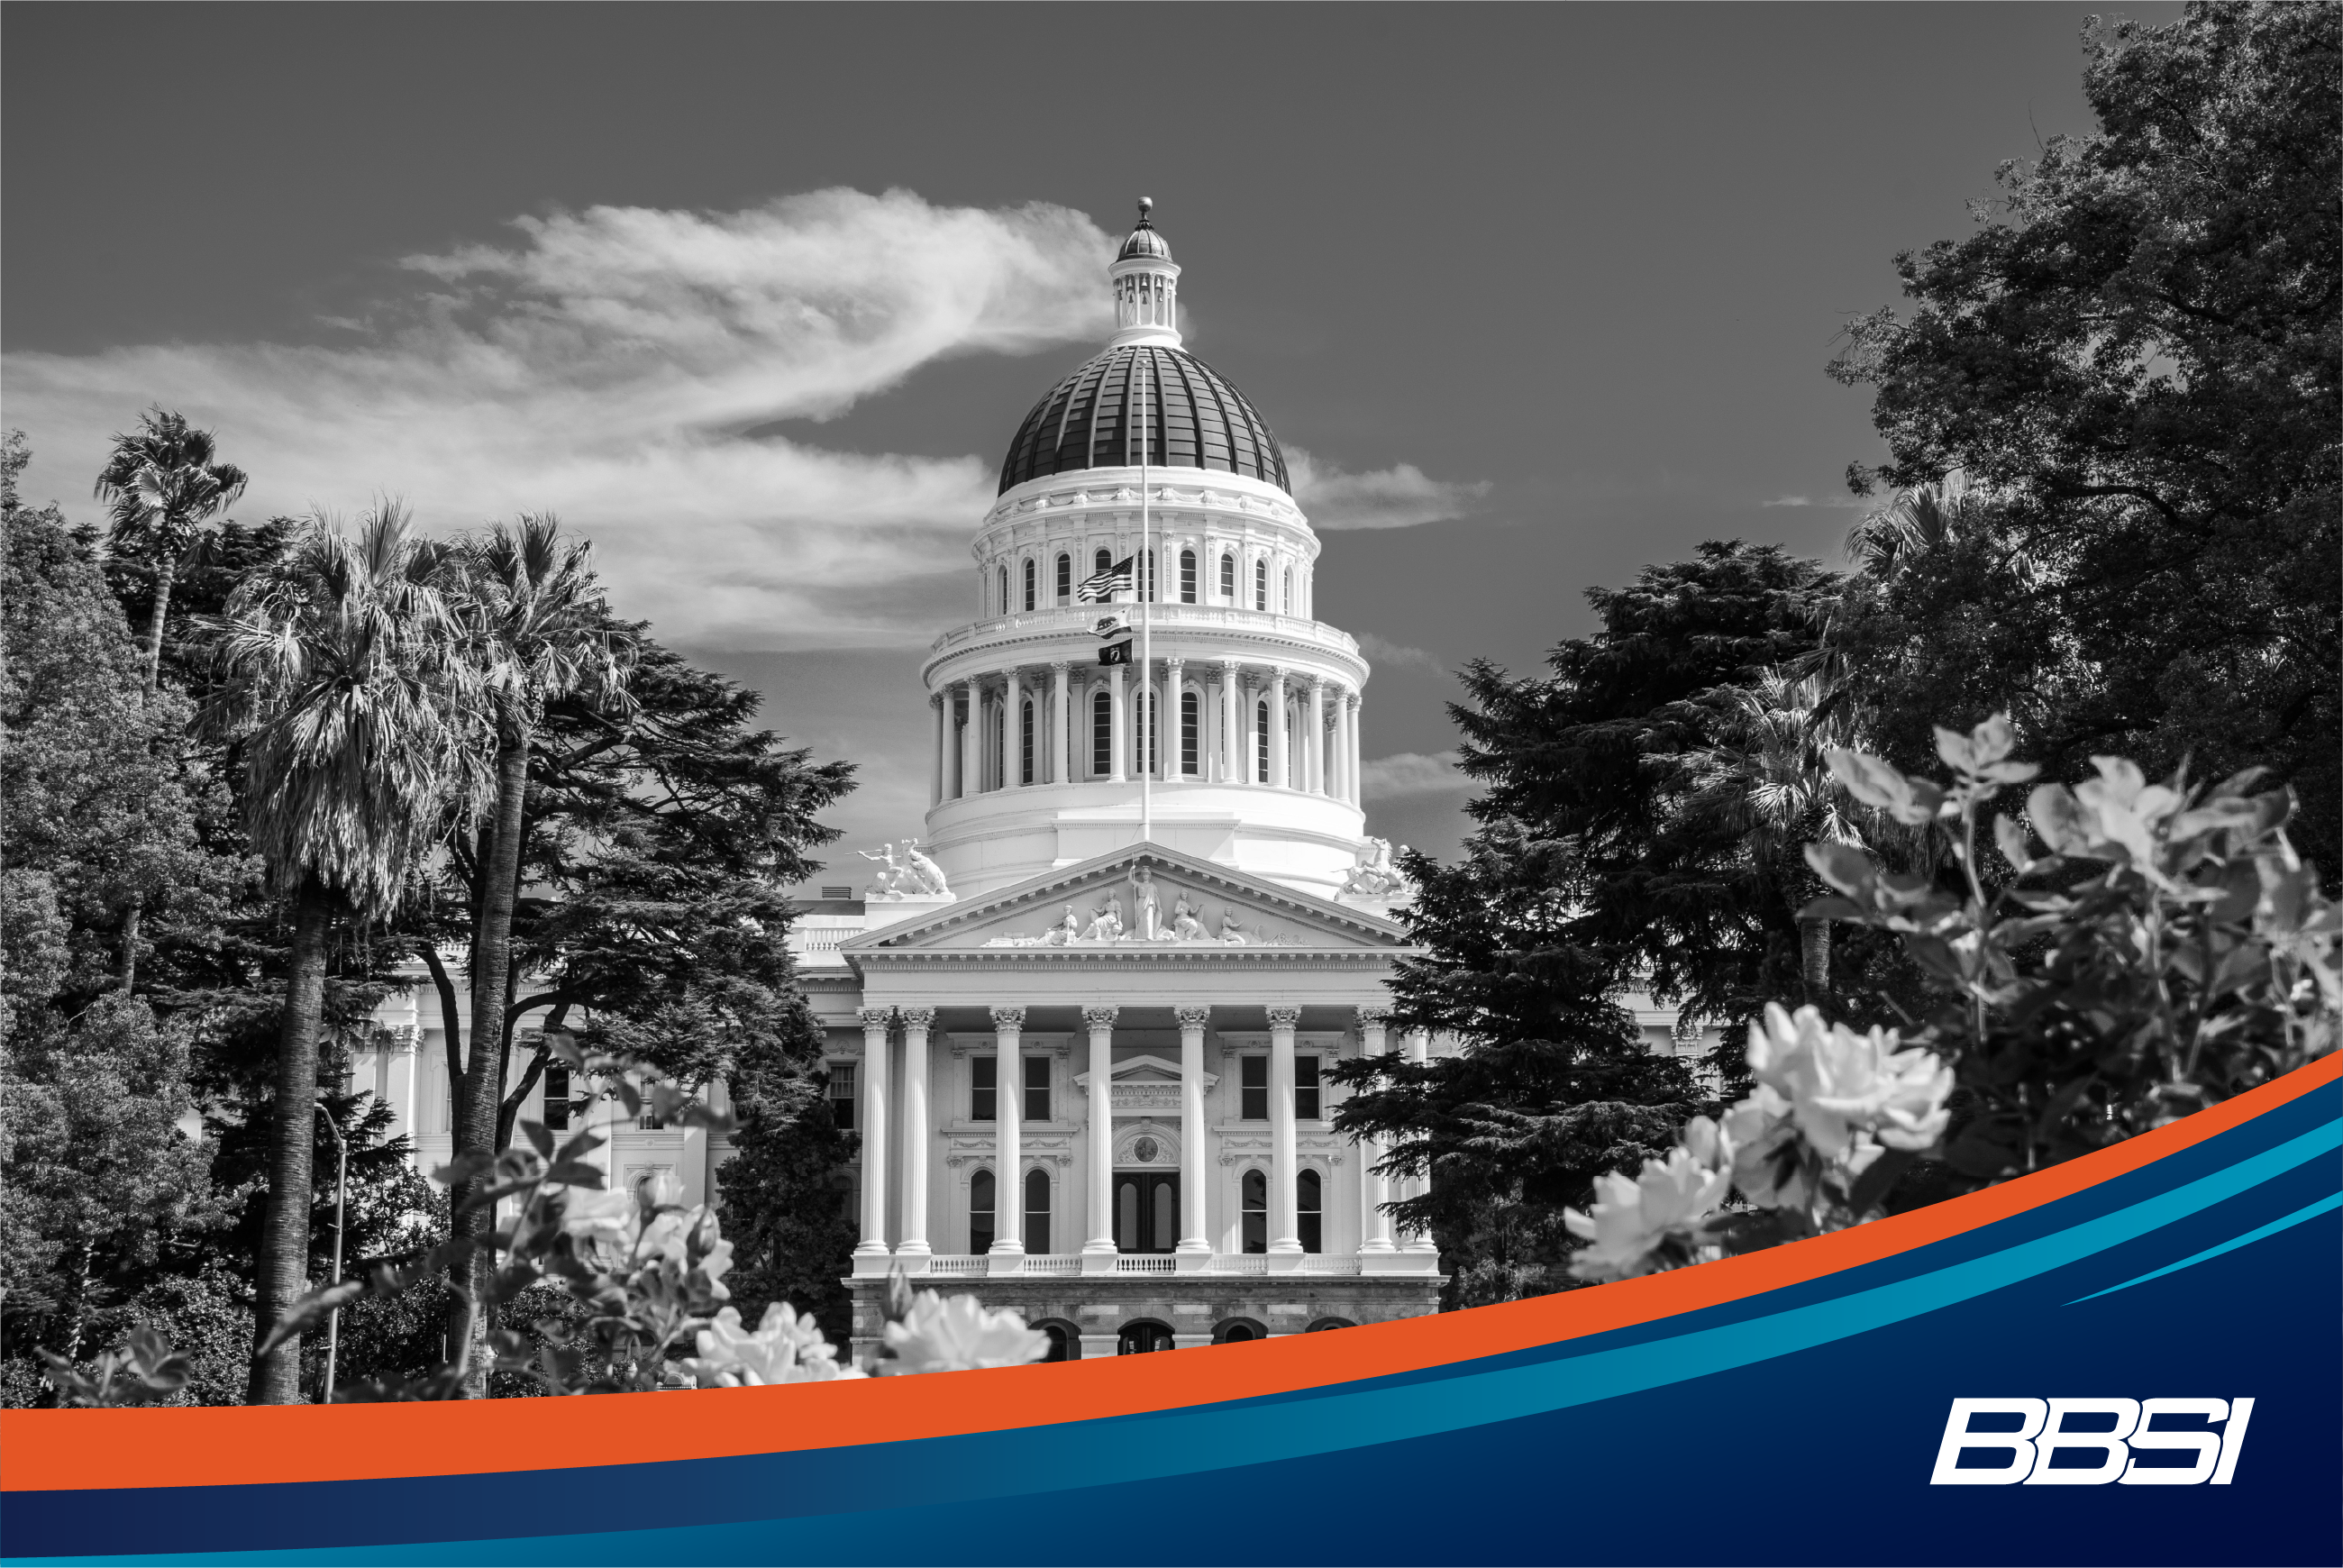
[542,1063,571,1131]
[971,1057,997,1122]
[1020,699,1034,785]
[1179,549,1197,603]
[1295,1056,1321,1121]
[826,1062,856,1132]
[1024,1055,1051,1123]
[1181,689,1199,776]
[1092,690,1112,776]
[1056,553,1071,603]
[1240,1055,1268,1120]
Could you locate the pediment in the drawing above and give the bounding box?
[838,844,1412,958]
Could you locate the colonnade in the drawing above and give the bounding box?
[850,1003,1435,1262]
[928,659,1363,807]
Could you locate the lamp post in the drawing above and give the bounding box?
[314,1101,349,1404]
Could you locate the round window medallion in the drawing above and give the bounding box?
[1132,1136,1159,1163]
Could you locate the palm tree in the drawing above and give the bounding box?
[94,408,250,692]
[444,514,633,1397]
[1671,670,1862,997]
[207,503,484,1404]
[94,410,251,989]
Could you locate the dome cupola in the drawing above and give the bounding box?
[998,200,1290,496]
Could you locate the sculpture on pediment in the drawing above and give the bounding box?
[1126,863,1162,940]
[1169,894,1208,942]
[1084,893,1126,942]
[1338,836,1417,901]
[1044,903,1080,946]
[1217,910,1250,944]
[859,837,951,900]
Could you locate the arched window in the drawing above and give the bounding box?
[1038,1324,1071,1363]
[1024,1168,1052,1255]
[1180,688,1199,776]
[1298,1169,1323,1253]
[970,1169,996,1254]
[1255,700,1270,782]
[1179,548,1197,603]
[1055,552,1071,604]
[1020,698,1035,785]
[1219,552,1235,600]
[1095,546,1113,579]
[1092,688,1112,777]
[1118,1322,1173,1355]
[1241,1168,1268,1254]
[1254,559,1268,611]
[1022,558,1035,612]
[1217,1321,1259,1344]
[996,565,1007,614]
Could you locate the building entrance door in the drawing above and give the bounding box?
[1118,1322,1174,1354]
[1114,1171,1178,1253]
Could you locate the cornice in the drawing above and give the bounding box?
[924,607,1363,691]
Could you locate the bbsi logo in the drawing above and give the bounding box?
[1930,1398,2254,1486]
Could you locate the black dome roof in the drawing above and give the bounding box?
[998,344,1290,496]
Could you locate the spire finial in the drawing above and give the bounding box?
[1136,196,1153,225]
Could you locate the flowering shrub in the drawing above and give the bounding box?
[1566,718,2336,1282]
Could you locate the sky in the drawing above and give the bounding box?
[2,2,2178,884]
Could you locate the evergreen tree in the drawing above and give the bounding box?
[1829,1,2341,879]
[716,1007,858,1348]
[1,437,221,1379]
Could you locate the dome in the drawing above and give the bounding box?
[1117,223,1172,262]
[998,344,1290,496]
[1117,198,1172,261]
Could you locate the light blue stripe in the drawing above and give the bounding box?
[39,1117,2335,1567]
[2065,1190,2343,1303]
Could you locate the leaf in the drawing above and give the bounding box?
[1829,749,1919,817]
[520,1120,554,1160]
[1992,813,2037,873]
[612,1080,643,1117]
[543,1161,605,1187]
[1797,896,1868,924]
[430,1152,497,1190]
[252,1278,370,1360]
[1804,840,1880,898]
[2028,783,2096,856]
[1847,1147,1919,1217]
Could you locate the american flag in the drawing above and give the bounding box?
[1075,555,1135,603]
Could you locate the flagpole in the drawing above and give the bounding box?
[1139,330,1153,847]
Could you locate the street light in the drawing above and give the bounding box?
[314,1101,350,1404]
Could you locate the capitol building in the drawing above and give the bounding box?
[355,204,1706,1359]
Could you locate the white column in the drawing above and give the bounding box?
[929,695,945,809]
[1175,1006,1211,1256]
[1306,678,1326,795]
[959,678,981,798]
[1354,1007,1395,1253]
[943,689,962,800]
[1267,1005,1302,1254]
[1003,668,1023,789]
[1268,668,1290,789]
[1402,1027,1437,1253]
[1081,1004,1117,1257]
[1348,692,1365,807]
[1219,659,1242,782]
[990,1006,1026,1256]
[1164,657,1185,778]
[897,1007,934,1258]
[852,1007,891,1263]
[1108,665,1128,783]
[1051,661,1071,784]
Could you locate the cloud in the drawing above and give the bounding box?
[2,188,1115,650]
[1286,446,1489,531]
[1355,631,1448,676]
[1360,750,1472,801]
[1762,493,1866,510]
